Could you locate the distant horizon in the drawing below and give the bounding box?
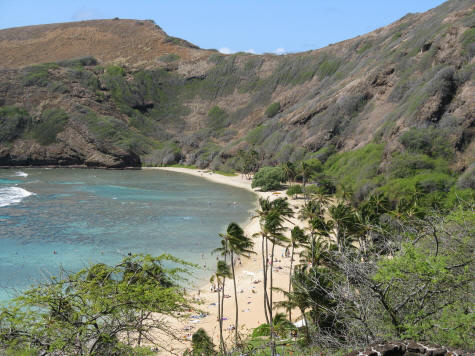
[1,0,447,54]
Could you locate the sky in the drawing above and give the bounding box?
[0,0,447,54]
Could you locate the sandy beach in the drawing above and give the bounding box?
[143,167,306,355]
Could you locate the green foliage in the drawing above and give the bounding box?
[21,63,58,87]
[387,153,448,179]
[399,127,454,158]
[159,53,180,63]
[287,184,303,197]
[80,110,154,154]
[0,106,30,142]
[316,56,342,79]
[57,56,98,67]
[0,254,193,355]
[357,41,373,54]
[324,143,384,193]
[31,108,68,145]
[105,65,126,77]
[379,172,455,203]
[207,106,229,130]
[265,102,281,118]
[372,209,475,348]
[190,328,215,355]
[460,27,475,57]
[251,166,284,191]
[251,323,271,338]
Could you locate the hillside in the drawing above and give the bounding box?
[0,0,473,193]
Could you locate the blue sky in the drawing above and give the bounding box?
[0,0,446,54]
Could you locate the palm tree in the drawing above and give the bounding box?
[253,197,293,356]
[328,202,357,252]
[286,226,307,322]
[300,161,312,189]
[280,162,296,186]
[210,260,232,354]
[221,222,254,347]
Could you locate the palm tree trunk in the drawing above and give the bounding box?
[269,242,276,356]
[231,252,239,347]
[261,235,270,324]
[288,244,295,322]
[217,278,224,354]
[300,307,310,343]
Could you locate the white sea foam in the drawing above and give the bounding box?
[0,187,35,207]
[14,171,28,178]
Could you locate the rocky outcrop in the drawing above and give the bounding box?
[345,341,472,356]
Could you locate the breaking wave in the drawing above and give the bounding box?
[0,187,35,207]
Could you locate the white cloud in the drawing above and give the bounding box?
[72,8,104,21]
[245,48,255,54]
[218,47,233,54]
[274,48,286,55]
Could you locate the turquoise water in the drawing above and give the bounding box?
[0,168,256,301]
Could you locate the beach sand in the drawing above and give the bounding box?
[143,167,306,355]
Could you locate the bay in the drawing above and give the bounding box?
[0,168,256,300]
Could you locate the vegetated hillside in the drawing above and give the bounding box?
[0,1,473,192]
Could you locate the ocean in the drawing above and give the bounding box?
[0,168,256,301]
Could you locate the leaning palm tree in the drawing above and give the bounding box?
[221,222,254,348]
[211,260,232,354]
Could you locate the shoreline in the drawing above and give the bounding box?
[146,167,306,354]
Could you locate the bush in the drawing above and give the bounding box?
[251,166,284,191]
[31,108,68,145]
[21,63,59,87]
[388,153,440,178]
[399,128,453,158]
[287,184,303,198]
[251,323,270,338]
[460,28,475,57]
[159,53,180,63]
[0,106,30,142]
[57,56,98,67]
[265,102,281,118]
[207,106,228,130]
[191,328,215,355]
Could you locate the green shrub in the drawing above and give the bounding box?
[287,184,303,197]
[207,106,228,130]
[460,28,475,57]
[399,128,453,158]
[324,143,384,193]
[265,102,281,118]
[251,323,270,338]
[0,106,30,142]
[57,56,98,67]
[251,166,284,191]
[379,172,455,201]
[31,108,68,145]
[388,153,444,178]
[105,65,126,77]
[21,63,59,87]
[159,53,180,63]
[191,328,215,355]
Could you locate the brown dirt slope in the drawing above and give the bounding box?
[0,19,209,69]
